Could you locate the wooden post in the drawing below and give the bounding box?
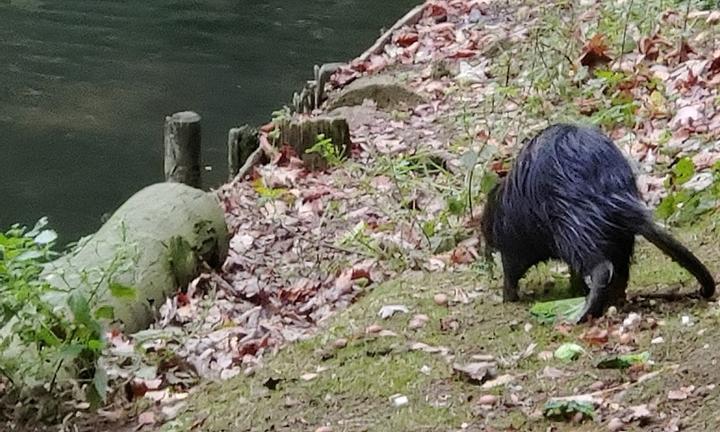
[227,125,259,179]
[164,111,202,188]
[278,115,351,171]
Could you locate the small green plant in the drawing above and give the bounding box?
[306,133,346,166]
[656,158,720,224]
[339,221,383,258]
[0,218,138,412]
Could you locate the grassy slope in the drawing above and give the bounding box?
[164,0,720,430]
[165,220,720,432]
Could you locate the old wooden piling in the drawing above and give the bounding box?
[227,125,259,179]
[164,111,202,188]
[278,116,351,170]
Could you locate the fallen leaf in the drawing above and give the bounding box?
[378,304,410,319]
[581,326,609,346]
[408,314,430,330]
[668,385,695,401]
[595,352,650,369]
[554,343,584,362]
[543,398,596,421]
[480,373,514,389]
[137,411,156,426]
[395,31,419,48]
[624,404,652,422]
[453,362,498,385]
[578,33,612,69]
[542,366,568,380]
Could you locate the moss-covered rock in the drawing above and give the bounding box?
[43,183,228,333]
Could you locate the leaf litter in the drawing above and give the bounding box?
[90,0,720,428]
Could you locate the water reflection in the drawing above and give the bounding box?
[0,0,418,241]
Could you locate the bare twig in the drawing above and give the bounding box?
[230,131,280,183]
[619,0,635,65]
[233,147,265,182]
[357,4,426,63]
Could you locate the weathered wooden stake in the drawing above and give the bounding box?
[164,111,202,188]
[227,125,259,179]
[278,115,351,171]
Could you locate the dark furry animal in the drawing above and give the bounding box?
[481,124,715,322]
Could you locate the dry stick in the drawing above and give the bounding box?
[233,146,265,182]
[356,4,426,63]
[512,24,542,148]
[504,57,512,87]
[231,132,278,183]
[548,369,664,404]
[389,160,432,249]
[537,40,572,67]
[619,0,635,67]
[678,0,693,62]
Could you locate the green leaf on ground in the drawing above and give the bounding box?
[530,297,585,324]
[554,343,585,362]
[596,351,650,369]
[543,399,596,421]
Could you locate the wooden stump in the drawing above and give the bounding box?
[278,116,351,170]
[227,125,259,179]
[164,111,202,188]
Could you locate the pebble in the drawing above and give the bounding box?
[434,293,449,306]
[315,427,333,432]
[618,332,633,345]
[366,324,383,334]
[589,380,605,391]
[332,338,348,349]
[537,351,554,361]
[607,417,625,431]
[477,394,497,405]
[390,394,409,407]
[408,314,430,330]
[622,312,641,330]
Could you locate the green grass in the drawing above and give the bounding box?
[164,216,720,432]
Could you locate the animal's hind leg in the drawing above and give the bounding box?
[576,260,614,323]
[608,259,630,307]
[608,242,633,307]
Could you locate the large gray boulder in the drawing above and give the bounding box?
[44,182,228,333]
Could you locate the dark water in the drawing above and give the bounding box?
[0,0,418,241]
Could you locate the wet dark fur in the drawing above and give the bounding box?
[481,124,715,321]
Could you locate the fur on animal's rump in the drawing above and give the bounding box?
[481,123,715,321]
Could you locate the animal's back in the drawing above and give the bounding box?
[503,124,648,267]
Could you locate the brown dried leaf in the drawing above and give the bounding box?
[581,326,609,346]
[579,33,612,68]
[137,411,156,426]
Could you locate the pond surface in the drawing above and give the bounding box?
[0,0,418,241]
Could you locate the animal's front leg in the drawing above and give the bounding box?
[576,261,614,323]
[501,255,531,302]
[569,270,589,297]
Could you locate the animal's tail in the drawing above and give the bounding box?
[637,221,716,298]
